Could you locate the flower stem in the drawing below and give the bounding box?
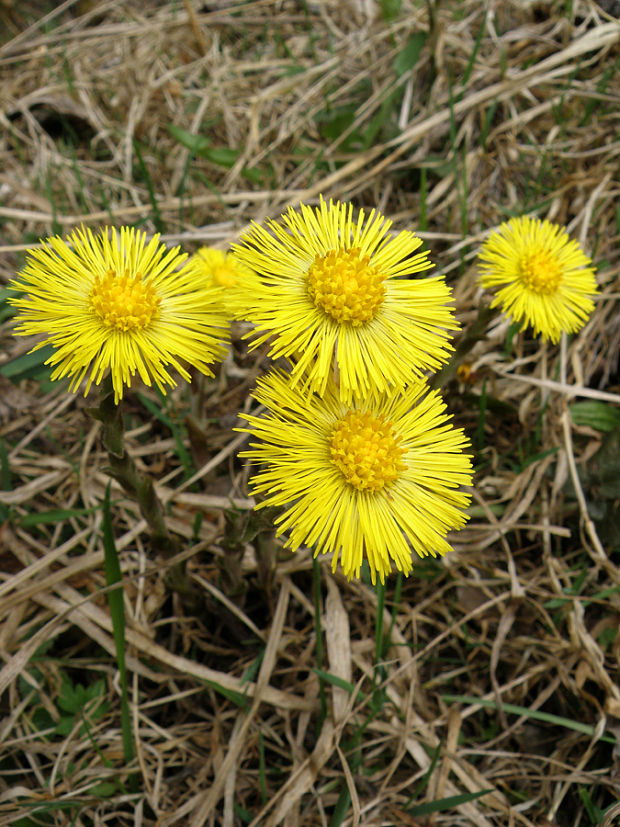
[89,375,178,557]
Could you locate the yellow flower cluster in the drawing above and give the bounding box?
[233,197,473,583]
[11,204,594,583]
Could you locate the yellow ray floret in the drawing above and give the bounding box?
[232,197,458,402]
[10,226,228,402]
[238,371,473,584]
[478,215,598,343]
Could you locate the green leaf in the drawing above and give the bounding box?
[0,286,17,324]
[393,32,427,78]
[57,678,105,714]
[459,9,487,90]
[317,107,357,142]
[138,391,193,479]
[570,401,620,432]
[404,745,440,806]
[133,140,164,233]
[409,789,494,816]
[520,445,559,469]
[19,506,98,527]
[87,781,117,797]
[579,786,604,824]
[203,679,249,710]
[313,668,365,700]
[203,146,239,167]
[241,165,264,184]
[54,700,110,736]
[166,126,263,182]
[166,124,212,154]
[360,90,399,149]
[55,677,109,736]
[442,694,616,743]
[380,0,401,21]
[242,651,264,686]
[0,344,55,381]
[330,787,351,826]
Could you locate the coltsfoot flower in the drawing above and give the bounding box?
[478,215,598,343]
[193,246,258,316]
[10,226,228,402]
[238,371,472,583]
[232,197,457,402]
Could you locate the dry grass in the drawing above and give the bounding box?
[1,1,619,825]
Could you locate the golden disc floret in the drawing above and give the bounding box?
[518,249,562,295]
[90,269,160,331]
[330,410,405,491]
[307,248,385,325]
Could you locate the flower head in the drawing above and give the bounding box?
[239,371,472,583]
[478,215,598,343]
[193,246,258,316]
[10,226,228,402]
[232,198,457,402]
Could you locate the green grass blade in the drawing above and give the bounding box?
[138,392,193,479]
[409,788,494,816]
[442,695,616,743]
[460,10,486,90]
[204,679,249,710]
[167,123,212,154]
[329,786,351,827]
[393,32,427,77]
[0,344,55,381]
[0,286,18,324]
[19,505,98,527]
[404,744,440,806]
[133,140,164,233]
[103,483,134,762]
[313,668,367,705]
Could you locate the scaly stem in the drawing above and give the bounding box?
[89,375,178,557]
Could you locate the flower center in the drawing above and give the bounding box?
[213,263,238,288]
[518,249,563,295]
[330,410,406,492]
[90,269,160,331]
[307,247,386,325]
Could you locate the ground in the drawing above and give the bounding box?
[0,1,619,825]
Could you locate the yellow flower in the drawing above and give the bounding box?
[478,215,598,343]
[10,226,228,402]
[232,198,457,402]
[239,371,472,583]
[193,247,257,316]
